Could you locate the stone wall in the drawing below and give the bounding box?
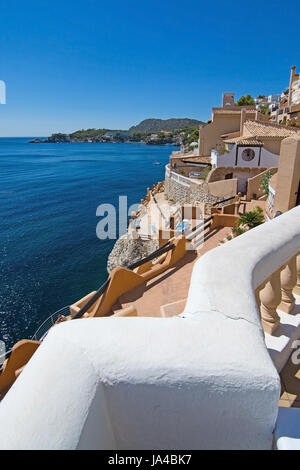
[165,176,190,204]
[165,169,233,207]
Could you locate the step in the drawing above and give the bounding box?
[112,304,138,317]
[160,298,187,317]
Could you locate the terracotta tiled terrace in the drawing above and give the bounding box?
[114,226,231,318]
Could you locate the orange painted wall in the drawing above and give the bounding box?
[0,340,41,396]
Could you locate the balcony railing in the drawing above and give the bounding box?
[165,164,202,187]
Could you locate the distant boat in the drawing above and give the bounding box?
[153,162,162,165]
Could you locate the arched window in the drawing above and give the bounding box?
[241,148,255,162]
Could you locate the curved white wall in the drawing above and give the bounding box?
[0,316,279,450]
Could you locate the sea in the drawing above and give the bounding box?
[0,138,177,348]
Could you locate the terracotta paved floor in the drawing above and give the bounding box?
[238,199,266,215]
[117,226,230,317]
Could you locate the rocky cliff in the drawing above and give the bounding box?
[107,235,159,272]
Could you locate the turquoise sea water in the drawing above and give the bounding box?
[0,138,177,348]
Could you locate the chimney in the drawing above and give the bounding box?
[288,65,297,107]
[240,108,246,135]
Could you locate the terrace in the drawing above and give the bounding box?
[1,206,300,449]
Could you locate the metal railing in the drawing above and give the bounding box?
[72,278,110,320]
[69,242,175,320]
[0,348,12,366]
[127,240,174,270]
[212,196,235,207]
[0,241,177,372]
[185,216,213,241]
[0,305,71,369]
[31,305,71,341]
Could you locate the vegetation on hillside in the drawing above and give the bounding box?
[129,118,204,133]
[236,94,255,106]
[186,127,199,146]
[45,119,204,146]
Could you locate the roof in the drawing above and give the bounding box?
[225,136,263,146]
[182,156,211,164]
[212,108,257,115]
[221,131,241,139]
[243,120,300,138]
[225,120,300,145]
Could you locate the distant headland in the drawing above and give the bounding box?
[29,118,204,146]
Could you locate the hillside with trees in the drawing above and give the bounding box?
[30,118,204,145]
[129,118,204,133]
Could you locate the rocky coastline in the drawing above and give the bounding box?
[107,235,158,272]
[107,182,164,272]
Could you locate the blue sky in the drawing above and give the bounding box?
[0,0,299,136]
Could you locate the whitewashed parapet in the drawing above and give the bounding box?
[165,164,203,187]
[0,313,279,450]
[2,208,300,449]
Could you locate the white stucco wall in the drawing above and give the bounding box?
[259,148,280,168]
[212,145,279,169]
[2,207,300,450]
[0,316,279,450]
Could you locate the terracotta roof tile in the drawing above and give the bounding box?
[213,109,257,115]
[243,120,300,138]
[182,156,211,164]
[225,136,263,146]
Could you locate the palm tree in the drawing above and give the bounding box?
[237,206,265,230]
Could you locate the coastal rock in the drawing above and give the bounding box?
[29,138,46,143]
[107,235,159,272]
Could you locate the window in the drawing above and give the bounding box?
[241,148,255,162]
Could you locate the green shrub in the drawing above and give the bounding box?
[260,171,273,196]
[237,206,264,229]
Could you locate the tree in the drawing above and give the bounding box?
[236,206,264,230]
[259,104,269,115]
[187,127,199,145]
[236,94,255,106]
